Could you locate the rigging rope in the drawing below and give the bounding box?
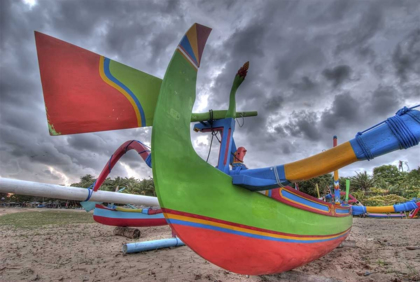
[272,166,284,188]
[84,182,95,201]
[236,112,245,127]
[206,110,214,163]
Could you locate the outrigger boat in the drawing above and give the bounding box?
[0,23,418,275]
[93,204,166,227]
[151,24,419,275]
[89,140,166,227]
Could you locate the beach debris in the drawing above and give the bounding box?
[29,274,40,281]
[339,240,357,248]
[123,237,185,254]
[113,227,141,239]
[406,246,420,250]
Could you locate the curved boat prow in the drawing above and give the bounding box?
[152,23,352,275]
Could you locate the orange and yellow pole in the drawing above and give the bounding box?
[333,136,341,204]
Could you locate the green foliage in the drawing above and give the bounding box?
[373,165,404,186]
[9,194,35,203]
[351,171,374,191]
[348,165,419,205]
[363,194,407,206]
[351,191,366,203]
[71,174,95,188]
[69,174,156,196]
[369,187,388,196]
[298,174,333,197]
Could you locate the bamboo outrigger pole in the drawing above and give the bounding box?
[0,178,159,206]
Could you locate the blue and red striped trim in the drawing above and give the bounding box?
[163,208,351,244]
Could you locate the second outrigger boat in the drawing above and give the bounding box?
[32,23,420,275]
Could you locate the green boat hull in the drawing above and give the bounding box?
[152,23,352,275]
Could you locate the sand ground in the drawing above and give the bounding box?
[0,208,419,282]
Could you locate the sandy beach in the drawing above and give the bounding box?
[0,208,419,282]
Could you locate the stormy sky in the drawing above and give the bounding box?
[0,0,419,186]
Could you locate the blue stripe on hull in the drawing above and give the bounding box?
[167,219,349,244]
[281,189,329,211]
[94,208,164,219]
[335,209,350,214]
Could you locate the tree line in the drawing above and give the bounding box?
[298,165,420,205]
[70,174,156,196]
[2,164,419,206]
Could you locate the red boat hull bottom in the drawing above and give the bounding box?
[171,224,349,275]
[93,215,167,227]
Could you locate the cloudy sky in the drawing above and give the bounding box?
[1,0,419,186]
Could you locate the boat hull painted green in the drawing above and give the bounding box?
[152,23,352,275]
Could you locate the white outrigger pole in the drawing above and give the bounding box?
[0,178,159,206]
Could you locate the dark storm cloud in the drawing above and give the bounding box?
[370,86,402,116]
[67,135,109,154]
[283,111,321,141]
[275,44,325,82]
[393,29,420,82]
[321,93,361,130]
[291,76,317,92]
[230,24,266,59]
[1,0,419,185]
[322,65,352,88]
[0,0,174,184]
[335,3,383,55]
[310,0,350,24]
[357,46,376,64]
[264,96,284,112]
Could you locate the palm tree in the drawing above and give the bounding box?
[351,171,374,191]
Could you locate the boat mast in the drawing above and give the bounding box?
[333,136,341,204]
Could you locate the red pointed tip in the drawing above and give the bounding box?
[195,23,212,67]
[237,61,249,78]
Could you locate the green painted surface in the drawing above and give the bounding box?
[152,35,352,236]
[191,110,257,122]
[109,60,162,126]
[48,122,61,136]
[226,75,244,118]
[346,179,350,203]
[106,60,256,126]
[46,108,61,136]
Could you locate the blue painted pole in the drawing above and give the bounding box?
[123,237,185,254]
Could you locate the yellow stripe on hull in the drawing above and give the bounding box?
[164,213,348,241]
[284,142,358,181]
[115,206,144,213]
